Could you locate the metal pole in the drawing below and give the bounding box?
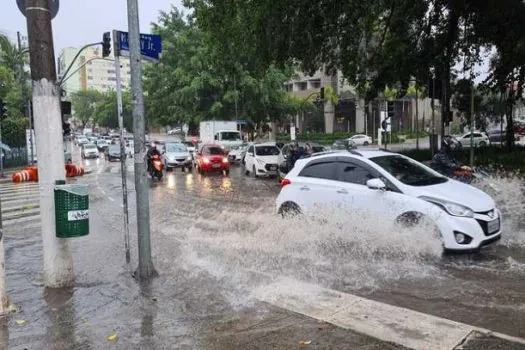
[28,103,34,165]
[234,74,239,120]
[0,122,3,178]
[17,31,34,166]
[0,198,14,315]
[127,0,157,279]
[415,86,419,150]
[431,75,436,157]
[57,42,103,86]
[470,83,475,167]
[114,53,131,266]
[25,0,74,287]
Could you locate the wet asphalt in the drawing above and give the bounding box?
[2,146,525,349]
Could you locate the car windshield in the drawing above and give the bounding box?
[332,140,347,149]
[312,146,325,153]
[370,155,448,187]
[203,147,224,155]
[165,143,187,153]
[221,132,241,141]
[84,144,96,149]
[255,146,280,156]
[108,145,120,152]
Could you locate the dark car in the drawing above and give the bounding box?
[487,129,506,144]
[277,141,326,177]
[105,144,122,162]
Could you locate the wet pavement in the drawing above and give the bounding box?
[2,145,525,349]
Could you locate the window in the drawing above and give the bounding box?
[309,79,321,89]
[255,146,280,156]
[296,81,308,91]
[299,161,337,180]
[247,146,254,154]
[203,147,224,155]
[370,155,448,186]
[338,162,375,185]
[473,133,483,138]
[165,143,187,153]
[221,132,241,141]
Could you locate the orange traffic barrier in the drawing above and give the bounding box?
[27,166,38,181]
[65,164,85,177]
[12,169,33,183]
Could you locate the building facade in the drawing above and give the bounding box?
[58,46,131,96]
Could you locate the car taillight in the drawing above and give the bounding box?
[203,158,210,164]
[222,157,228,163]
[280,178,291,189]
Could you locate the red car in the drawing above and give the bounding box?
[195,144,230,175]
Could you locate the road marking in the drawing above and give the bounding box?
[254,278,525,350]
[0,182,40,226]
[108,196,115,202]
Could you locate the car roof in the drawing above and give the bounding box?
[254,142,277,147]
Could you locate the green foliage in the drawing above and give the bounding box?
[71,89,104,129]
[93,90,133,131]
[143,6,296,128]
[0,34,29,148]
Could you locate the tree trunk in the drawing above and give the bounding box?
[506,99,514,152]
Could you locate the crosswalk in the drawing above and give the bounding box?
[0,182,40,227]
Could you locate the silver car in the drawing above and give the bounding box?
[162,142,192,172]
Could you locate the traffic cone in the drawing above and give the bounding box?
[26,166,38,181]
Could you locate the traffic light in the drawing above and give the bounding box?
[381,119,387,131]
[320,87,325,100]
[102,32,111,58]
[63,122,71,136]
[0,99,8,121]
[387,101,395,120]
[61,101,72,116]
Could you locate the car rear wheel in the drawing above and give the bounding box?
[278,202,301,218]
[363,141,369,146]
[479,141,487,147]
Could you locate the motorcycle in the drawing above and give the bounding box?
[148,154,164,181]
[429,162,487,184]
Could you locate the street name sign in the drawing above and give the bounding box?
[114,30,162,62]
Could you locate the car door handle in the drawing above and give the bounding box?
[300,186,310,191]
[337,189,348,194]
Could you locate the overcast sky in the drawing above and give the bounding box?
[0,0,184,50]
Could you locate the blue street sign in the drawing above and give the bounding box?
[116,30,162,62]
[236,120,248,125]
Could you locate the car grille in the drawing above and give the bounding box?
[211,158,222,163]
[476,218,499,236]
[264,164,278,171]
[176,158,186,162]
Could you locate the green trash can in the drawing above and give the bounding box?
[54,183,90,238]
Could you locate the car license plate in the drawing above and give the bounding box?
[270,165,277,170]
[487,218,500,234]
[212,163,221,168]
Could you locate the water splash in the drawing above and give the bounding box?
[172,204,443,305]
[472,174,525,246]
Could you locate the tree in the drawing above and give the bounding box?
[71,89,104,129]
[93,90,133,131]
[187,0,525,139]
[144,6,297,129]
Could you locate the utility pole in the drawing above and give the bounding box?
[112,32,131,266]
[0,199,13,314]
[127,0,157,279]
[415,85,420,150]
[470,82,475,167]
[25,0,74,287]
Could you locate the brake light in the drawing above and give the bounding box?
[222,157,229,163]
[203,158,210,164]
[280,178,291,189]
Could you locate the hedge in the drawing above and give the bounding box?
[400,146,525,174]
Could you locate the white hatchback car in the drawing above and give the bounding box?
[348,134,372,146]
[457,132,490,147]
[244,142,281,177]
[276,150,502,251]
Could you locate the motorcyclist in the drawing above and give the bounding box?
[286,141,300,172]
[433,136,471,176]
[146,144,161,173]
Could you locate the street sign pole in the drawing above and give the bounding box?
[126,0,158,280]
[112,30,131,266]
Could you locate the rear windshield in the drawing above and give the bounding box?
[108,145,120,152]
[84,144,96,149]
[255,146,280,156]
[203,147,224,155]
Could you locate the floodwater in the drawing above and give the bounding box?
[2,160,525,349]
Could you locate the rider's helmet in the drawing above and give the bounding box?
[442,136,456,152]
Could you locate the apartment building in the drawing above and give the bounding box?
[58,46,131,96]
[283,69,366,134]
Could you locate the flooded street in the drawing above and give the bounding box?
[2,157,525,349]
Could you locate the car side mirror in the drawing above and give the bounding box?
[366,178,386,190]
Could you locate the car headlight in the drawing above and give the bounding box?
[257,159,265,166]
[186,156,192,161]
[419,196,474,218]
